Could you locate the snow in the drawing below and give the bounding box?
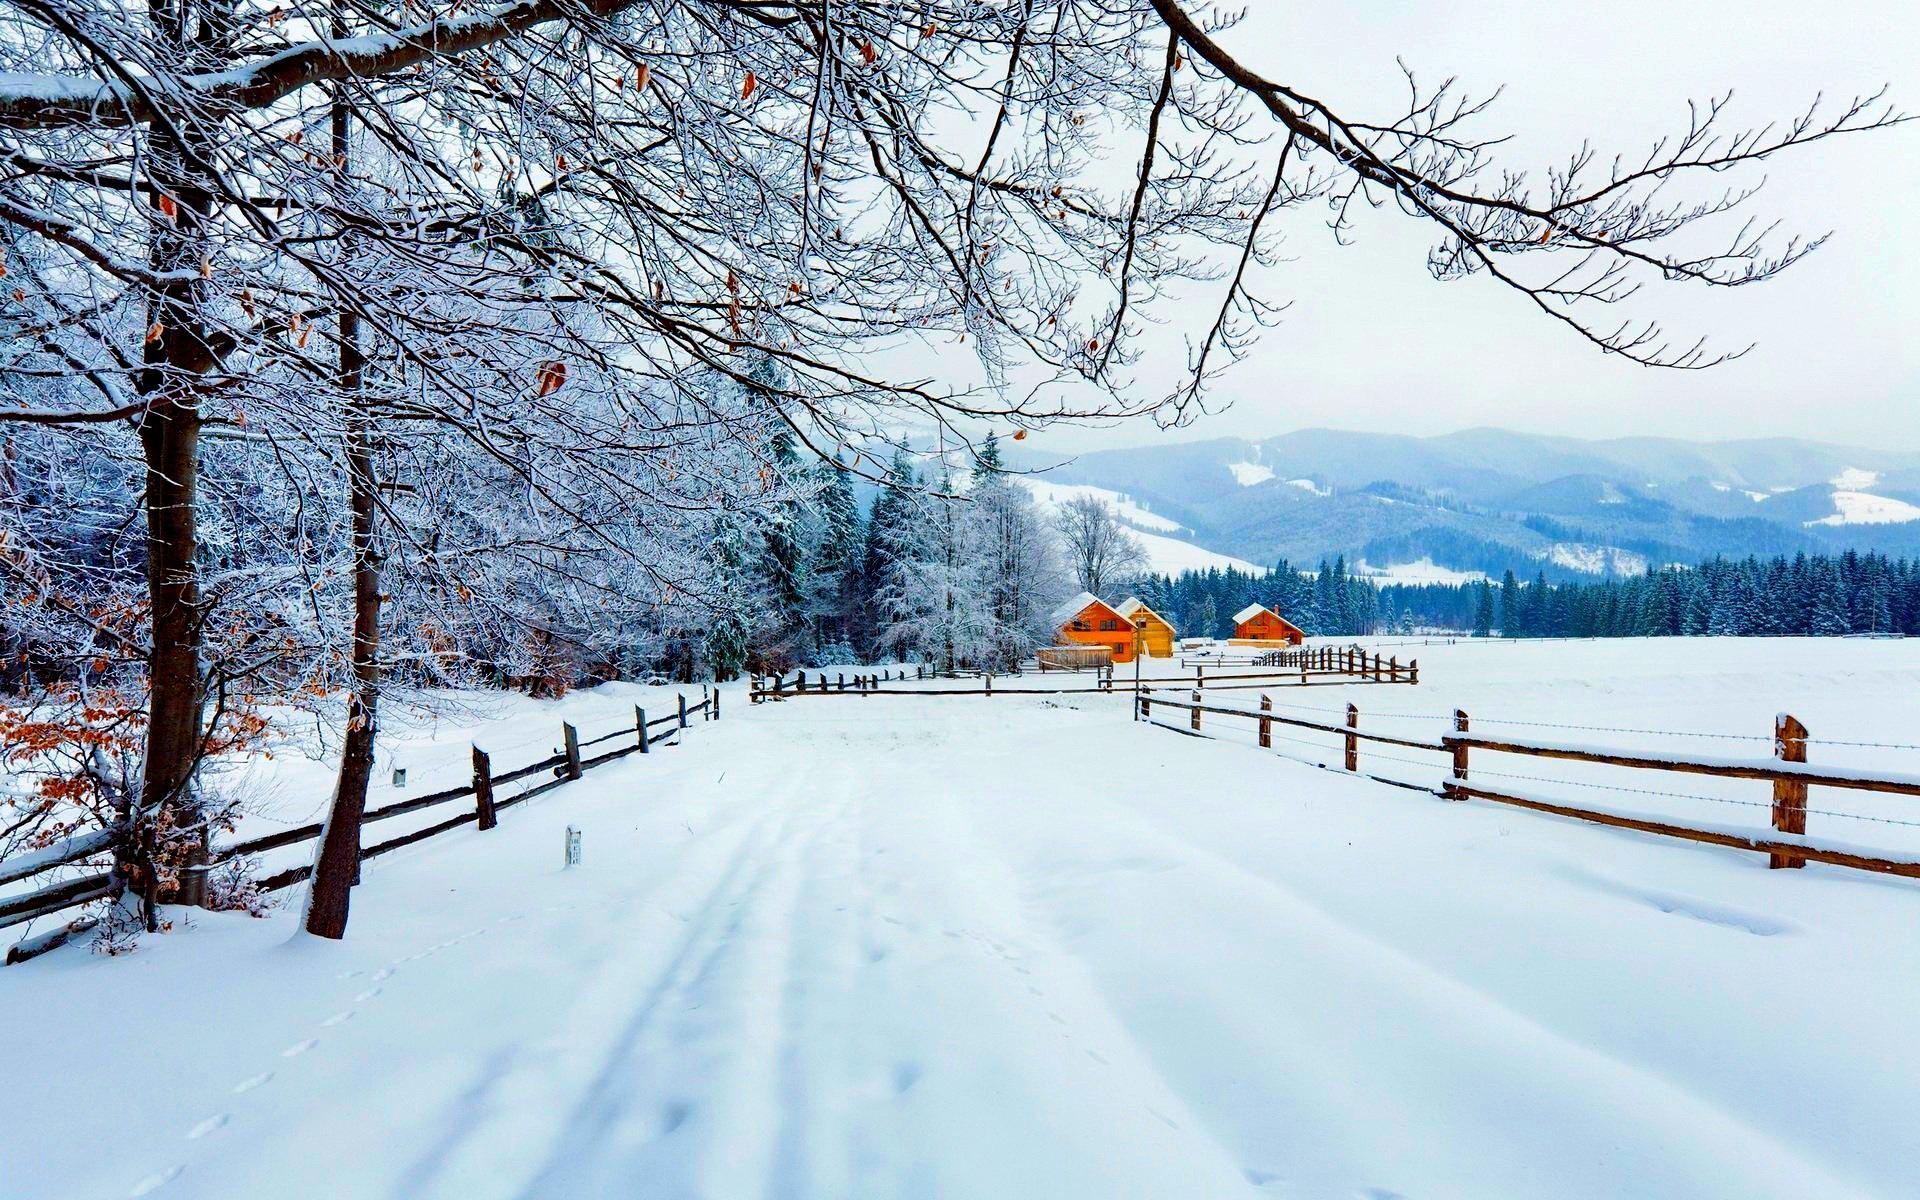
[1047,590,1103,627]
[1127,528,1261,576]
[1354,557,1488,584]
[1019,479,1181,532]
[1542,542,1649,575]
[10,640,1920,1198]
[1830,467,1881,491]
[1807,491,1920,526]
[1230,602,1272,624]
[1284,477,1330,496]
[1018,479,1257,575]
[1225,462,1275,487]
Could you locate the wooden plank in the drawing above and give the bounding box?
[1345,704,1359,773]
[1446,735,1920,797]
[1772,714,1808,870]
[0,872,117,929]
[474,745,497,831]
[562,722,583,780]
[1452,785,1920,880]
[1449,709,1470,801]
[0,828,116,887]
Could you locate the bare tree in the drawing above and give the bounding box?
[0,0,1904,935]
[1052,496,1147,598]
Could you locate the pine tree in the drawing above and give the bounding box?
[1472,580,1495,637]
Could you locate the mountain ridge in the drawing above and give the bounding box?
[1008,428,1920,580]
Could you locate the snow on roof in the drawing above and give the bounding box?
[1048,590,1105,628]
[1233,603,1275,624]
[1117,597,1171,625]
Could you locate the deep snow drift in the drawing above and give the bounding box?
[5,638,1920,1199]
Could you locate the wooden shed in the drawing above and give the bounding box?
[1049,591,1137,663]
[1231,603,1305,646]
[1115,597,1177,658]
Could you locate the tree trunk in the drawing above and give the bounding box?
[306,63,378,940]
[130,0,231,925]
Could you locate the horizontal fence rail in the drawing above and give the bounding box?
[1136,691,1920,883]
[2,689,718,965]
[751,647,1417,702]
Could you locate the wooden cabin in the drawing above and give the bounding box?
[1231,603,1305,646]
[1114,597,1176,658]
[1049,591,1137,663]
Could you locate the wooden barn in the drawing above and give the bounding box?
[1115,597,1176,658]
[1049,591,1137,663]
[1232,603,1306,646]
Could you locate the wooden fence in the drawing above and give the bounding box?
[751,647,1417,702]
[1138,690,1920,882]
[1,689,718,965]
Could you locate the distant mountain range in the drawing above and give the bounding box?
[1010,429,1920,582]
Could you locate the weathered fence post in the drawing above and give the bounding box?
[1448,709,1470,798]
[1191,689,1202,732]
[1388,655,1399,683]
[1771,713,1809,869]
[1259,694,1272,749]
[678,692,689,730]
[985,673,994,697]
[750,673,761,704]
[838,672,846,691]
[473,745,498,830]
[713,688,721,721]
[1345,704,1359,772]
[1410,659,1420,686]
[636,706,650,753]
[1140,691,1153,720]
[562,722,583,780]
[1196,663,1204,691]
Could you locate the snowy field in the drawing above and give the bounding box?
[7,639,1920,1199]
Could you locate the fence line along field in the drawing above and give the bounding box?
[5,637,1920,1200]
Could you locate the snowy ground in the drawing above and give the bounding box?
[7,639,1920,1199]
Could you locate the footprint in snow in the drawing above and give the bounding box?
[659,1101,693,1135]
[370,967,394,982]
[891,1063,922,1095]
[186,1113,229,1140]
[354,986,383,1003]
[232,1072,274,1094]
[281,1038,319,1058]
[1241,1167,1283,1187]
[129,1165,184,1196]
[320,1011,354,1027]
[1085,1050,1109,1065]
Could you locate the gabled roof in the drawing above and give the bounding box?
[1116,597,1172,627]
[1048,590,1120,628]
[1232,602,1275,624]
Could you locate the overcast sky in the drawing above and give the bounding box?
[1011,0,1919,455]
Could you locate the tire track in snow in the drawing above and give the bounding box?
[964,726,1878,1200]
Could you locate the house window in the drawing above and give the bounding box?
[1099,619,1119,631]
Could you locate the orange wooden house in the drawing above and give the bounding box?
[1115,597,1176,658]
[1049,592,1137,663]
[1231,602,1305,646]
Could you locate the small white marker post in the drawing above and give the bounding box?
[564,825,582,868]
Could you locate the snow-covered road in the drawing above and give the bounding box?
[8,676,1920,1199]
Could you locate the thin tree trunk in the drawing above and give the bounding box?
[305,55,378,940]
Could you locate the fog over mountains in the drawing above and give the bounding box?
[1011,429,1920,582]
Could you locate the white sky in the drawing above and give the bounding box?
[1001,0,1920,454]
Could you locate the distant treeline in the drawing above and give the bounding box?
[1134,551,1920,639]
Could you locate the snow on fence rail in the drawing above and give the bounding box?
[750,647,1417,702]
[0,689,719,965]
[1138,690,1920,883]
